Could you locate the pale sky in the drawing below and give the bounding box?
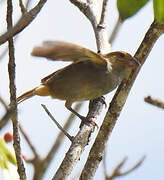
[1,0,164,179]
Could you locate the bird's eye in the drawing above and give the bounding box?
[119,53,125,58]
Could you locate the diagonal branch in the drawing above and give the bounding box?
[32,103,82,180]
[144,96,164,109]
[19,0,26,14]
[0,0,34,62]
[0,0,47,46]
[0,96,8,110]
[80,21,164,180]
[41,104,74,141]
[0,106,16,129]
[52,97,105,180]
[107,156,145,180]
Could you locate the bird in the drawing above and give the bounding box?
[17,41,140,121]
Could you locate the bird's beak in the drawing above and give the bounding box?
[132,57,141,66]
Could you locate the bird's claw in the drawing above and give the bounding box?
[100,96,107,108]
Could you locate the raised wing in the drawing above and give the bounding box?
[31,41,106,64]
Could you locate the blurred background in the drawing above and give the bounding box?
[0,0,164,179]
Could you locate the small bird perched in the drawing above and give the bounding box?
[17,41,140,120]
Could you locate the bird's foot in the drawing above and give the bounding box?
[100,96,107,108]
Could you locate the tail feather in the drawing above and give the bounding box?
[17,88,36,104]
[17,85,51,104]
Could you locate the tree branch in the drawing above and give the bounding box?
[80,21,164,180]
[52,97,105,180]
[98,0,109,27]
[0,0,47,46]
[41,104,74,141]
[0,106,16,129]
[144,96,164,109]
[0,0,34,62]
[107,156,145,180]
[19,0,26,14]
[32,103,82,180]
[70,0,111,53]
[0,96,8,110]
[7,0,26,179]
[51,0,111,178]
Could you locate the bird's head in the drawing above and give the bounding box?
[104,51,140,78]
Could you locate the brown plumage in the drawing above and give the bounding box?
[17,41,140,120]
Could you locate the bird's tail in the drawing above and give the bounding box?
[17,88,36,104]
[17,85,50,104]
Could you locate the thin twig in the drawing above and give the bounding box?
[7,0,26,179]
[98,0,109,27]
[32,103,82,180]
[0,96,8,110]
[80,21,164,180]
[144,96,164,109]
[70,0,111,53]
[0,107,16,129]
[107,156,145,180]
[41,104,74,141]
[0,0,33,62]
[19,0,26,14]
[69,0,88,10]
[0,0,47,46]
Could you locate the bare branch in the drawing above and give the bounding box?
[19,0,26,14]
[7,0,26,179]
[32,103,82,180]
[107,156,146,180]
[119,156,145,176]
[41,104,74,141]
[80,21,164,180]
[50,0,111,178]
[52,97,104,180]
[0,96,8,110]
[0,0,47,46]
[70,0,111,53]
[0,0,34,62]
[98,0,109,27]
[69,0,88,12]
[0,96,15,130]
[0,107,16,129]
[144,96,164,109]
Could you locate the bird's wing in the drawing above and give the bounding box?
[31,41,106,65]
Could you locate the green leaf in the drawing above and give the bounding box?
[153,0,164,23]
[0,148,8,169]
[117,0,150,20]
[0,138,17,170]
